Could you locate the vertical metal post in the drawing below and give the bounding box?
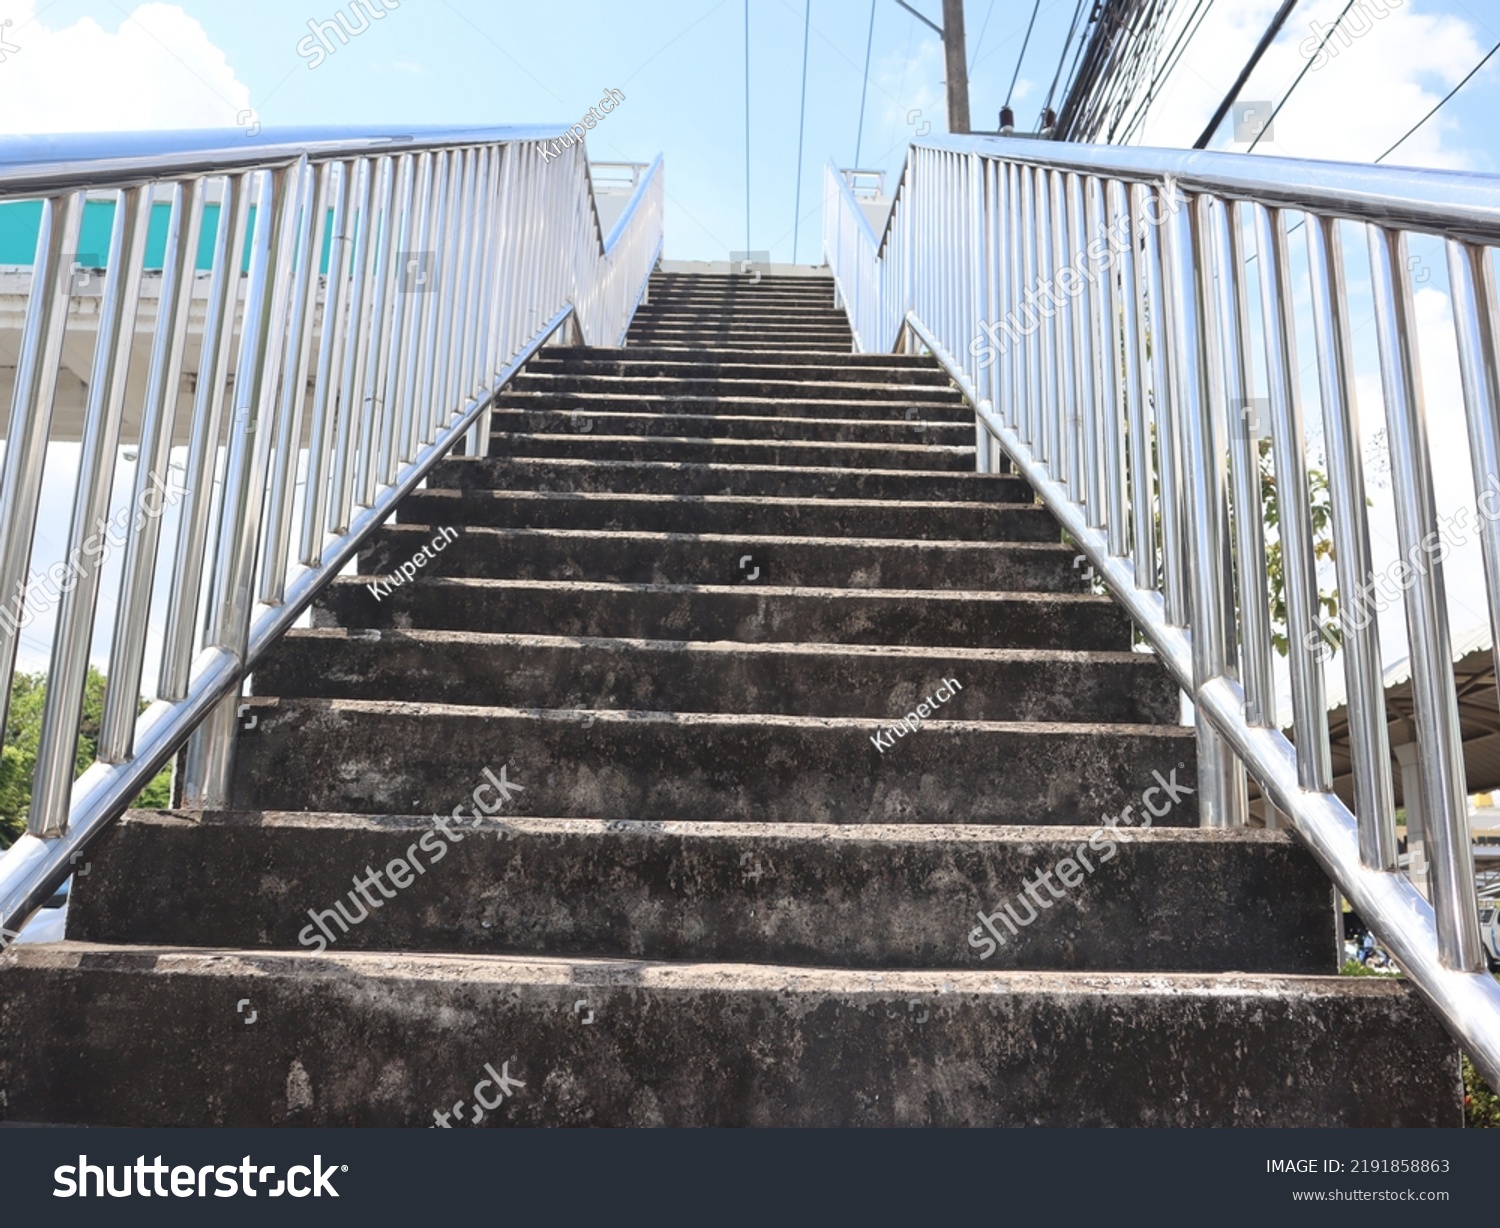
[29,186,153,836]
[1309,214,1395,868]
[0,191,82,739]
[179,164,302,810]
[99,178,204,761]
[1368,223,1483,971]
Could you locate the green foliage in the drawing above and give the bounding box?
[1257,437,1342,658]
[1464,1056,1500,1128]
[0,668,172,848]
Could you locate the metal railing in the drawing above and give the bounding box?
[825,137,1500,1084]
[0,124,662,944]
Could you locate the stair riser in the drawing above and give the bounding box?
[524,360,952,386]
[255,634,1179,724]
[313,581,1132,650]
[484,435,976,470]
[427,458,1026,502]
[484,410,972,445]
[72,817,1335,973]
[507,376,952,402]
[0,956,1453,1126]
[545,346,936,368]
[229,699,1197,826]
[394,490,1054,542]
[491,393,971,423]
[356,527,1078,591]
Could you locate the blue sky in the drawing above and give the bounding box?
[2,0,1496,262]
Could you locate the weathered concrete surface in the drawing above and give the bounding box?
[71,815,1334,973]
[427,457,1021,502]
[255,631,1180,725]
[396,488,1054,541]
[228,697,1198,826]
[506,374,962,403]
[486,408,973,445]
[0,945,1459,1126]
[493,391,973,422]
[523,355,956,385]
[485,432,978,471]
[313,577,1134,650]
[540,344,952,369]
[358,525,1073,591]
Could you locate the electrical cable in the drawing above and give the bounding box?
[1375,35,1500,162]
[855,0,877,163]
[1247,0,1356,152]
[1192,0,1301,149]
[969,0,998,72]
[792,0,811,262]
[1006,0,1043,107]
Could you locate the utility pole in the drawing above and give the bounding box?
[941,0,970,133]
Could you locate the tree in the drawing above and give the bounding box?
[0,668,172,848]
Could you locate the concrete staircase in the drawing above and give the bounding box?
[0,271,1459,1126]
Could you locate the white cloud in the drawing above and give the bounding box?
[1134,0,1485,168]
[0,1,249,134]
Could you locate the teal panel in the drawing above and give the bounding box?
[0,200,43,265]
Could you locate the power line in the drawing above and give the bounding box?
[855,0,877,164]
[969,0,998,72]
[744,0,751,253]
[792,0,811,262]
[1192,0,1300,149]
[1042,0,1089,118]
[1375,35,1500,163]
[1247,0,1356,152]
[1006,0,1043,108]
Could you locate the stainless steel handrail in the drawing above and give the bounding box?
[0,124,663,946]
[825,136,1500,1086]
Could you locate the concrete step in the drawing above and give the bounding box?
[0,945,1454,1126]
[484,408,973,446]
[483,433,976,470]
[313,577,1131,650]
[426,457,1026,502]
[73,814,1332,973]
[393,489,1054,542]
[356,524,1079,591]
[504,376,948,403]
[522,356,954,386]
[490,391,973,424]
[542,346,938,369]
[255,630,1179,724]
[226,696,1197,827]
[623,340,855,353]
[623,330,854,346]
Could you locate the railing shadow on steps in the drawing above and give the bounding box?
[0,126,663,946]
[824,137,1500,1086]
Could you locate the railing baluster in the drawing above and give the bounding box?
[300,160,353,568]
[261,159,327,605]
[1368,222,1484,971]
[0,190,83,741]
[160,174,251,703]
[29,185,153,835]
[1308,215,1395,864]
[100,179,204,762]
